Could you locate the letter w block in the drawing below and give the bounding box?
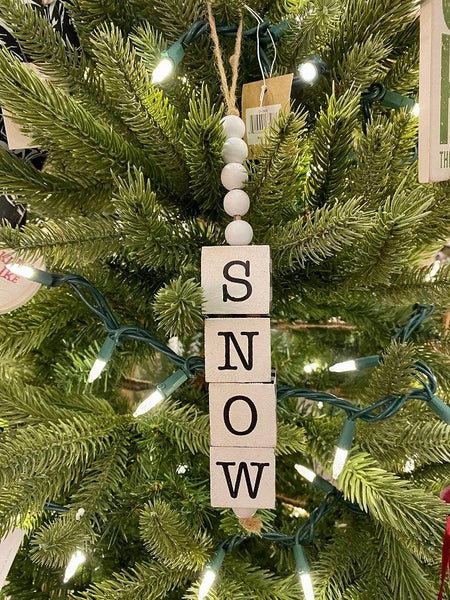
[210,447,275,508]
[201,245,271,315]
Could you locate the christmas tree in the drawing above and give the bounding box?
[0,0,450,599]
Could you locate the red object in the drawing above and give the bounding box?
[441,485,450,505]
[438,486,450,600]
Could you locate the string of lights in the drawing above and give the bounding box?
[6,263,450,595]
[151,18,289,83]
[7,263,204,416]
[151,20,419,126]
[198,483,364,600]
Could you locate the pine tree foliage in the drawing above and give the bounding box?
[153,277,204,337]
[0,0,449,599]
[139,500,212,569]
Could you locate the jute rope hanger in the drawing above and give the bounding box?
[206,1,243,116]
[205,1,263,535]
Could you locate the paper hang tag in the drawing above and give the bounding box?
[0,528,25,590]
[241,74,293,158]
[0,249,45,314]
[3,63,50,151]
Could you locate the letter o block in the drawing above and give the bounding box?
[201,245,271,315]
[209,382,277,447]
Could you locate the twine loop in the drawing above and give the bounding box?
[206,2,243,116]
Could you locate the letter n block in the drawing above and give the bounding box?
[209,382,277,447]
[201,245,271,315]
[210,447,275,508]
[204,317,271,383]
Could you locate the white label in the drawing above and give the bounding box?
[0,528,24,590]
[246,104,281,146]
[0,249,44,314]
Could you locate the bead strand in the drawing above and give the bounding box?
[220,115,253,246]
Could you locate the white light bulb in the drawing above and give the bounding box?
[63,550,86,583]
[198,568,216,600]
[294,464,317,483]
[300,572,315,600]
[412,103,420,117]
[298,62,319,84]
[403,457,416,473]
[332,447,349,479]
[425,261,440,282]
[329,360,357,373]
[7,263,36,279]
[87,358,107,383]
[133,389,165,417]
[303,362,319,374]
[176,464,188,474]
[151,58,174,84]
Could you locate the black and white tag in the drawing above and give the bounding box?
[246,104,282,146]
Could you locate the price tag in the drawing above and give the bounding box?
[241,74,293,157]
[0,249,44,314]
[246,104,282,146]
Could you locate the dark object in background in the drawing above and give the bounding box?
[0,196,27,228]
[0,0,78,164]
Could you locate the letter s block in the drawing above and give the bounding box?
[201,245,271,315]
[210,447,275,508]
[204,317,272,383]
[209,382,277,447]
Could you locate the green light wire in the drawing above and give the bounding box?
[166,18,289,76]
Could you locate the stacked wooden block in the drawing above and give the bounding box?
[202,245,276,517]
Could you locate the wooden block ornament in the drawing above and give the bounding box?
[210,446,275,509]
[203,111,276,518]
[201,245,271,315]
[204,317,272,383]
[209,381,277,448]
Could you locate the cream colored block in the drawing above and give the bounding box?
[201,245,271,315]
[209,382,276,447]
[204,317,271,383]
[210,447,275,508]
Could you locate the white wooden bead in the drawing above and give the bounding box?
[221,115,245,139]
[221,163,248,190]
[222,137,248,164]
[223,189,250,217]
[225,220,253,246]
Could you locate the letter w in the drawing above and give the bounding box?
[216,461,270,499]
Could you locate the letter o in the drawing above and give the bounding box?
[223,395,258,436]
